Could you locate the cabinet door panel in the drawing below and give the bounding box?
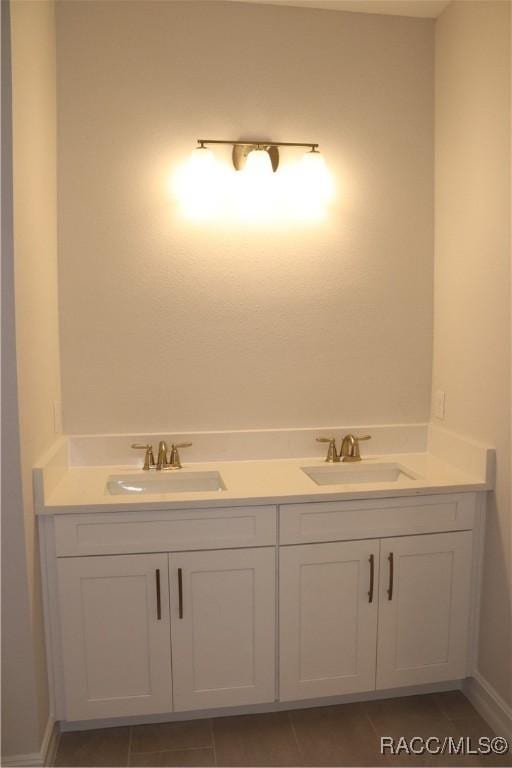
[57,554,172,720]
[279,540,379,701]
[377,531,472,689]
[170,547,275,711]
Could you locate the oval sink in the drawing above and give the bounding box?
[301,462,418,486]
[106,471,226,495]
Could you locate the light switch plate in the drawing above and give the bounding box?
[434,390,446,420]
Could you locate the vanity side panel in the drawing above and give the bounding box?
[38,515,67,719]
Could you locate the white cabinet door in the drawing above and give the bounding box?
[279,540,379,701]
[170,547,275,711]
[57,554,172,720]
[377,531,472,689]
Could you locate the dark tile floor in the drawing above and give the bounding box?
[54,692,511,767]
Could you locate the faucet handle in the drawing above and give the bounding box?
[353,435,371,460]
[316,437,339,463]
[168,442,192,469]
[131,443,155,471]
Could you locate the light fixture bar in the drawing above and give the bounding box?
[198,139,319,150]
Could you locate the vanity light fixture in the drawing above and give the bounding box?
[175,139,333,220]
[195,139,322,172]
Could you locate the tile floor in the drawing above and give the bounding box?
[54,692,511,767]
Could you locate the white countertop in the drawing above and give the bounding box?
[38,452,490,515]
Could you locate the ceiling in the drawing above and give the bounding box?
[226,0,451,18]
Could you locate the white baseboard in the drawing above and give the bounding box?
[463,673,512,737]
[1,754,44,767]
[42,716,59,767]
[2,717,59,767]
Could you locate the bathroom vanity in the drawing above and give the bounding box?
[36,426,492,728]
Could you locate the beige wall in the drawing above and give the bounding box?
[57,0,434,434]
[2,0,61,756]
[433,0,511,705]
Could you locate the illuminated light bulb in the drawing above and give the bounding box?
[281,149,333,221]
[235,147,276,221]
[244,147,273,177]
[300,149,334,202]
[188,145,216,175]
[173,145,227,220]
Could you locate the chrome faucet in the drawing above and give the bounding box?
[340,433,371,462]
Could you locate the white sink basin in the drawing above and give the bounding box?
[106,471,226,495]
[301,462,418,486]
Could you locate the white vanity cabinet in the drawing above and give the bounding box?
[279,494,477,701]
[42,490,480,725]
[50,505,277,721]
[57,553,173,721]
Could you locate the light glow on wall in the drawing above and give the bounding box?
[170,144,334,223]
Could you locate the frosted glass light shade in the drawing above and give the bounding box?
[300,150,334,201]
[189,146,216,176]
[235,147,275,220]
[244,148,273,177]
[173,146,224,219]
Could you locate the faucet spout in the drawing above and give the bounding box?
[340,433,372,462]
[156,441,168,470]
